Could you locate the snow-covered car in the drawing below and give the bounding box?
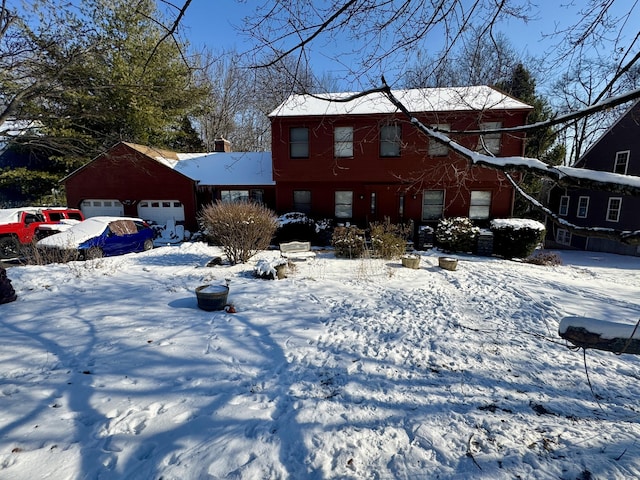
[37,216,154,260]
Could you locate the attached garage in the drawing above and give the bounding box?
[81,199,124,218]
[137,200,185,225]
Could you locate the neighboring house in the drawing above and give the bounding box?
[268,86,532,229]
[547,101,640,256]
[63,142,275,233]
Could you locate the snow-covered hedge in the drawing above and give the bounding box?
[490,218,546,259]
[435,217,480,253]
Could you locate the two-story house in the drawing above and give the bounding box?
[548,101,640,256]
[269,86,532,229]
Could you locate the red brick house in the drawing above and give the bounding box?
[548,101,640,256]
[268,86,532,229]
[63,142,275,233]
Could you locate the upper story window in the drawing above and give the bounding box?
[290,127,309,158]
[334,126,353,158]
[559,195,569,216]
[380,124,401,157]
[429,124,450,157]
[469,191,492,219]
[477,122,502,155]
[614,150,630,174]
[606,197,622,222]
[577,196,589,218]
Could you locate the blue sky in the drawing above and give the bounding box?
[179,1,637,92]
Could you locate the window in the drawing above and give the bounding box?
[221,190,249,203]
[250,189,264,204]
[334,126,353,158]
[380,124,401,157]
[606,197,622,222]
[477,122,502,155]
[293,190,311,214]
[577,196,589,218]
[614,151,629,174]
[290,127,309,158]
[422,190,444,221]
[429,124,450,156]
[469,191,492,219]
[559,195,569,216]
[335,191,353,218]
[556,229,571,245]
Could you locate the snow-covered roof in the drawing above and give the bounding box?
[174,151,274,186]
[269,86,532,117]
[115,142,274,186]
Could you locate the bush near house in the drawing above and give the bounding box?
[490,218,546,259]
[275,212,334,246]
[435,217,480,253]
[275,212,318,244]
[331,225,366,258]
[369,217,413,260]
[198,202,278,265]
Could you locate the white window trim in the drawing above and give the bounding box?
[576,196,589,219]
[606,197,622,222]
[335,191,353,218]
[380,124,401,157]
[469,190,492,220]
[559,195,569,216]
[556,228,572,246]
[334,126,353,158]
[429,124,450,156]
[477,122,502,155]
[614,150,630,175]
[421,189,445,221]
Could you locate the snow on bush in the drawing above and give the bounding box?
[435,217,479,253]
[490,218,546,259]
[254,257,288,279]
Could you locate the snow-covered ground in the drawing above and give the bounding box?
[2,243,640,479]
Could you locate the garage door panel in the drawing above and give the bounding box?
[81,199,124,218]
[137,200,185,225]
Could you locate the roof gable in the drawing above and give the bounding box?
[575,100,640,169]
[269,86,532,117]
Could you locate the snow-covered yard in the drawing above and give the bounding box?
[2,243,640,479]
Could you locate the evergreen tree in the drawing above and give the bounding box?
[495,63,565,219]
[0,0,207,205]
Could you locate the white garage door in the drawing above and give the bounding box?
[81,199,124,218]
[137,200,185,225]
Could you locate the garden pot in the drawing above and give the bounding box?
[438,257,458,271]
[401,256,420,269]
[195,284,229,311]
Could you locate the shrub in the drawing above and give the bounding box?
[369,217,413,259]
[525,251,562,266]
[199,202,278,265]
[331,226,366,258]
[435,217,479,253]
[275,212,317,244]
[490,218,546,259]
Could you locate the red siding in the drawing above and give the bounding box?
[64,143,199,231]
[271,110,528,225]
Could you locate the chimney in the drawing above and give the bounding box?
[213,138,231,152]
